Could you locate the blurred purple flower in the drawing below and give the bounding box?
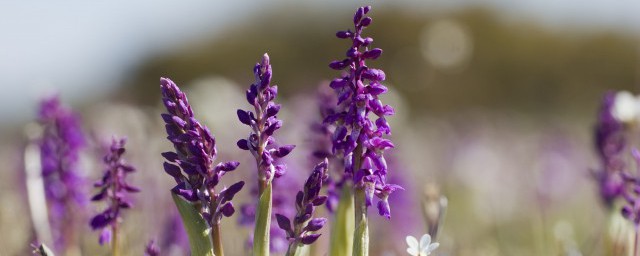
[160,77,244,226]
[275,159,330,249]
[89,138,139,245]
[309,84,344,212]
[145,240,160,256]
[37,95,87,251]
[326,6,401,218]
[161,211,189,254]
[592,91,626,208]
[621,148,640,225]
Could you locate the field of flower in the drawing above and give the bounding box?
[0,3,639,256]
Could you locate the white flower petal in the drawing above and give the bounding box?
[427,242,440,252]
[407,247,419,255]
[419,234,432,249]
[406,235,419,249]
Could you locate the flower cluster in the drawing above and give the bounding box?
[593,91,626,207]
[237,53,295,186]
[160,78,244,226]
[90,138,139,245]
[276,159,329,247]
[37,96,87,251]
[326,6,401,218]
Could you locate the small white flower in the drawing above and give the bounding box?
[406,234,439,256]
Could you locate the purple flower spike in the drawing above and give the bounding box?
[592,91,626,208]
[160,77,244,227]
[37,95,87,252]
[237,53,293,187]
[621,148,640,225]
[325,5,402,218]
[276,159,330,250]
[90,138,139,245]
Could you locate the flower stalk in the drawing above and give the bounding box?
[237,53,294,256]
[325,6,402,255]
[89,138,139,255]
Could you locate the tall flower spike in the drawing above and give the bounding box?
[90,138,139,251]
[237,53,294,256]
[327,6,402,255]
[237,53,294,188]
[276,159,330,255]
[160,77,245,256]
[592,91,626,208]
[37,96,87,253]
[326,5,401,219]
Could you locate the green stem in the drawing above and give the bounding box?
[286,241,302,256]
[112,223,119,256]
[253,181,272,256]
[212,224,224,256]
[351,142,368,256]
[352,187,369,256]
[329,185,354,256]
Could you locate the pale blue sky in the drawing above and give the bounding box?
[0,0,638,123]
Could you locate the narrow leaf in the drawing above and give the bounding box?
[171,192,214,256]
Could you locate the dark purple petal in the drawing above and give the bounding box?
[336,30,352,39]
[273,145,295,158]
[377,200,391,219]
[216,161,241,172]
[362,69,385,81]
[90,211,113,230]
[237,139,250,150]
[163,162,182,178]
[301,234,321,245]
[221,202,236,217]
[220,181,245,203]
[329,60,348,70]
[362,48,382,60]
[275,214,293,235]
[237,110,252,125]
[305,218,327,232]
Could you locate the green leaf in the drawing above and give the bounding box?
[253,182,272,256]
[329,185,355,256]
[33,244,55,256]
[172,192,214,256]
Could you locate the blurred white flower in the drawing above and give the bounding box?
[406,234,439,256]
[612,91,640,123]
